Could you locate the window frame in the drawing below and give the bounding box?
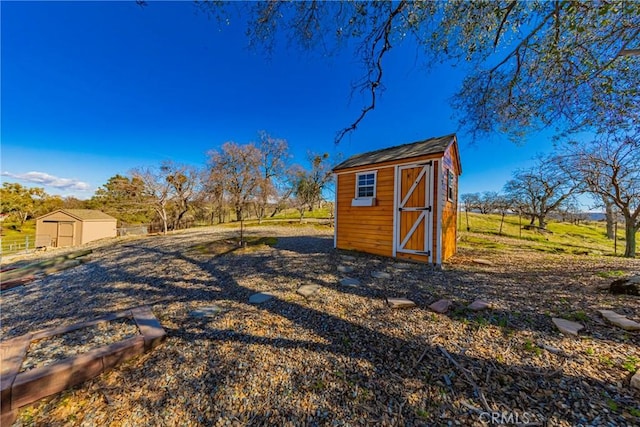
[447,169,455,202]
[354,170,377,199]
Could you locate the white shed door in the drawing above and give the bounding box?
[395,163,432,259]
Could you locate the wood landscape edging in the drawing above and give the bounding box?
[0,306,166,424]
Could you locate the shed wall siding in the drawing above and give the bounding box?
[335,148,459,264]
[80,221,117,244]
[441,144,460,261]
[336,168,395,257]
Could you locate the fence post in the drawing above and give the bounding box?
[26,235,30,251]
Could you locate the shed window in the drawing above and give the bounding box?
[447,170,455,201]
[356,172,376,198]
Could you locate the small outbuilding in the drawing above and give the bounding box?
[35,209,117,248]
[332,133,462,265]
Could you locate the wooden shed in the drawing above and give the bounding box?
[35,209,117,248]
[332,133,462,265]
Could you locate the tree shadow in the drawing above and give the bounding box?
[1,231,639,425]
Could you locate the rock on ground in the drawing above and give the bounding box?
[297,284,320,298]
[387,298,416,309]
[371,271,391,279]
[598,310,640,331]
[609,276,640,296]
[552,318,584,336]
[249,292,275,304]
[429,299,452,313]
[339,277,360,287]
[631,369,640,391]
[467,300,490,311]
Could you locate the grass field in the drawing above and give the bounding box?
[0,220,36,254]
[3,210,636,258]
[459,212,633,256]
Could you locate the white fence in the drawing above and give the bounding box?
[0,235,35,255]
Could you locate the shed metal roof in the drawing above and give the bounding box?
[38,209,117,221]
[333,133,457,171]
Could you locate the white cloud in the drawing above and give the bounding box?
[1,171,91,191]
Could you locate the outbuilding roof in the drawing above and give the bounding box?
[37,209,116,221]
[333,133,459,171]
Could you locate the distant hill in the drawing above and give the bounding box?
[586,212,606,221]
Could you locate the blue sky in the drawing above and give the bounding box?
[2,1,566,201]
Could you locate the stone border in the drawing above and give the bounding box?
[0,306,165,424]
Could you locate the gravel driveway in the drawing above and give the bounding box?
[1,225,639,426]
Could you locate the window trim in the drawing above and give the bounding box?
[354,170,377,199]
[447,169,455,202]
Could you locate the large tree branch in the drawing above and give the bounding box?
[494,1,517,48]
[335,0,407,144]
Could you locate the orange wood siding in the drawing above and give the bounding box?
[335,150,458,264]
[432,160,439,261]
[336,168,395,257]
[441,145,460,261]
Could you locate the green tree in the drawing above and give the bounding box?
[88,174,153,225]
[290,153,333,222]
[0,182,46,226]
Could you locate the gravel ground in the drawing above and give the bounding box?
[21,318,140,373]
[1,224,639,426]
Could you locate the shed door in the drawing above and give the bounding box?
[57,222,75,247]
[395,163,432,259]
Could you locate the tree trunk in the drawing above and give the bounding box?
[605,200,615,239]
[156,207,168,235]
[623,216,637,258]
[235,208,242,222]
[174,206,188,230]
[538,215,547,229]
[162,216,168,235]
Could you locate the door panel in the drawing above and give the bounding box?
[57,222,75,247]
[396,163,432,257]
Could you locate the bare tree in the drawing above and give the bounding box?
[478,191,500,215]
[207,142,261,222]
[493,194,514,235]
[164,162,200,230]
[202,167,227,224]
[460,193,479,231]
[563,134,640,257]
[132,165,173,235]
[255,131,289,224]
[504,155,579,229]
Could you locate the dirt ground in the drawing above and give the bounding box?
[1,225,639,426]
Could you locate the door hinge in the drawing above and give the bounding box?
[422,206,432,212]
